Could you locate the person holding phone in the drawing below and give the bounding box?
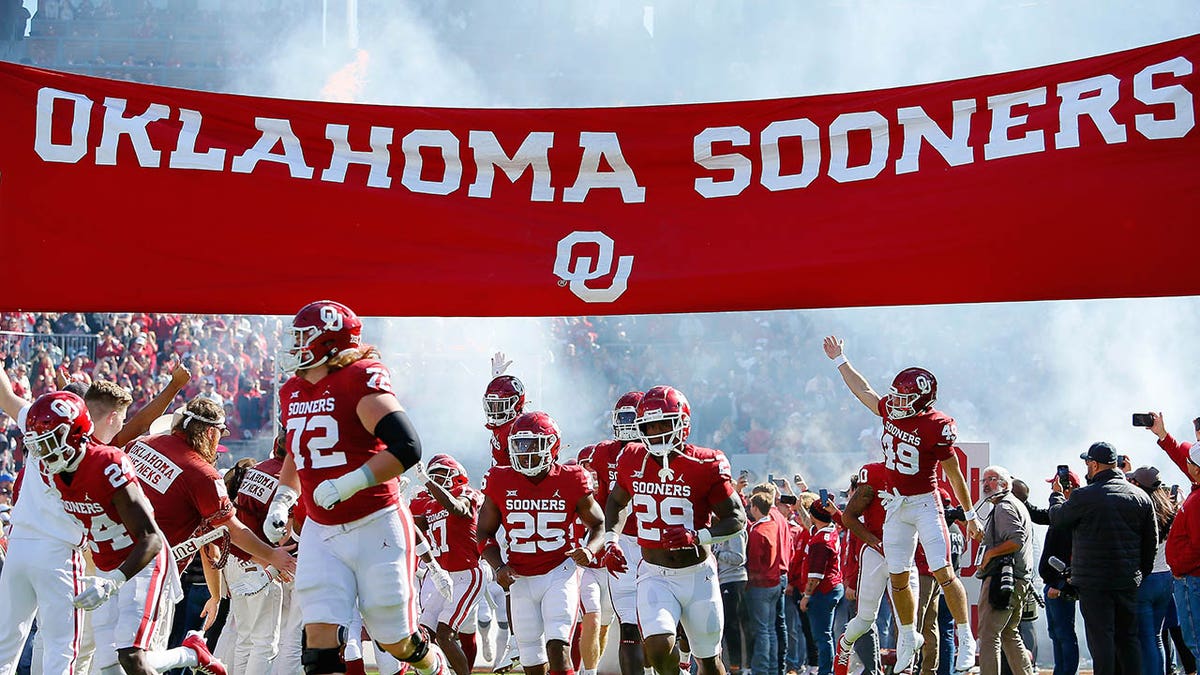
[1143,412,1200,493]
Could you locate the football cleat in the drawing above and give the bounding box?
[183,631,227,675]
[833,636,853,675]
[954,628,977,673]
[892,632,923,675]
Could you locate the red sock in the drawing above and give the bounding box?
[458,632,478,669]
[570,626,582,672]
[345,658,367,675]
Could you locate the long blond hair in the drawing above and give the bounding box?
[326,343,381,370]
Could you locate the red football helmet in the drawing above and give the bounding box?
[887,367,937,419]
[427,453,469,490]
[279,300,363,372]
[611,391,644,441]
[576,443,597,467]
[507,411,560,477]
[483,375,525,429]
[636,386,691,457]
[24,391,93,474]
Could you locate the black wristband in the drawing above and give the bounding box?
[375,410,422,469]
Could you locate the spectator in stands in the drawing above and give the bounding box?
[1050,441,1158,675]
[1167,445,1200,658]
[714,528,749,674]
[0,472,12,506]
[748,488,787,675]
[975,465,1035,675]
[800,498,843,675]
[1130,466,1178,675]
[1148,413,1200,492]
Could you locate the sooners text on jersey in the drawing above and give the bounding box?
[481,464,593,576]
[590,440,638,537]
[53,443,140,572]
[411,486,483,572]
[126,432,235,556]
[280,359,401,525]
[615,443,735,549]
[876,399,957,496]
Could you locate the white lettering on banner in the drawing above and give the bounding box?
[553,231,634,303]
[126,441,183,494]
[238,468,278,504]
[27,54,1195,199]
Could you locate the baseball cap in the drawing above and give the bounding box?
[1129,466,1162,488]
[1045,469,1082,488]
[1189,444,1200,467]
[1080,441,1118,465]
[0,472,13,484]
[808,500,833,523]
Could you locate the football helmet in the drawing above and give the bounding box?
[576,443,596,467]
[507,411,560,477]
[24,391,93,475]
[278,300,362,373]
[611,391,644,441]
[483,375,525,429]
[427,453,469,490]
[636,385,691,457]
[887,367,937,419]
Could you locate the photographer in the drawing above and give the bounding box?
[975,466,1036,675]
[1049,442,1158,675]
[1166,446,1200,657]
[1016,471,1079,675]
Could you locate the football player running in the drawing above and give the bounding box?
[23,392,224,675]
[823,336,979,674]
[604,386,747,675]
[411,454,486,675]
[477,411,605,675]
[264,300,448,675]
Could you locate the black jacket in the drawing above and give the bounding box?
[1048,468,1157,590]
[1025,499,1074,589]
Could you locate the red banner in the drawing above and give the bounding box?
[1,35,1197,316]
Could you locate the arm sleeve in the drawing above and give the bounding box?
[1024,500,1051,526]
[1160,435,1196,486]
[808,539,831,579]
[1047,491,1079,530]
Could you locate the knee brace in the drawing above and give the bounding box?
[302,626,347,675]
[396,626,433,664]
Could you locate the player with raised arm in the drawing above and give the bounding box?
[477,411,605,675]
[823,336,979,674]
[262,300,448,675]
[23,391,224,675]
[411,454,486,675]
[603,386,747,675]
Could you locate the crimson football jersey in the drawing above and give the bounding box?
[590,440,638,537]
[411,485,483,573]
[279,358,401,526]
[876,399,957,496]
[481,464,593,576]
[615,443,736,549]
[489,420,514,467]
[53,443,141,572]
[126,432,235,565]
[857,461,890,540]
[229,456,285,561]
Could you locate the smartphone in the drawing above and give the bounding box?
[819,488,829,504]
[1173,485,1181,500]
[794,473,804,484]
[1056,464,1071,488]
[1118,454,1129,467]
[1133,413,1155,428]
[780,494,798,505]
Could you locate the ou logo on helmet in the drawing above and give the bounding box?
[50,398,81,420]
[915,374,932,394]
[319,305,343,331]
[553,231,634,304]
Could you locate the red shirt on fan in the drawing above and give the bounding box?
[125,432,234,567]
[481,463,592,576]
[489,420,515,467]
[279,359,401,526]
[788,520,809,593]
[802,525,844,595]
[53,443,141,572]
[229,456,284,561]
[615,443,735,549]
[876,398,957,496]
[410,486,484,573]
[747,513,785,587]
[589,439,639,537]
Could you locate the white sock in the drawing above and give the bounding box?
[646,668,656,675]
[413,645,445,675]
[144,646,198,672]
[956,622,971,635]
[582,669,597,675]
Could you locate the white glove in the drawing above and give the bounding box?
[490,351,512,378]
[314,466,375,510]
[229,568,273,596]
[429,561,454,601]
[414,461,430,485]
[264,484,299,544]
[73,569,126,610]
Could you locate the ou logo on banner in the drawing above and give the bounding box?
[553,231,634,304]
